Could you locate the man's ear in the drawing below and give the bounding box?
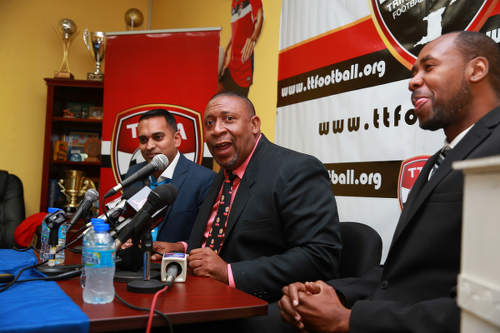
[174,130,182,148]
[468,56,488,83]
[251,115,261,134]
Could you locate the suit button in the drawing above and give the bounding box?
[381,280,389,289]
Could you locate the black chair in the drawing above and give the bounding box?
[0,170,25,248]
[339,221,382,278]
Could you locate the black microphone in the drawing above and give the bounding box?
[67,188,99,232]
[114,183,177,249]
[104,154,169,198]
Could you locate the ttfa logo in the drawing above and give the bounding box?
[397,155,430,209]
[111,104,204,182]
[371,0,495,69]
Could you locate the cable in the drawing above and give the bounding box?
[0,259,46,293]
[114,292,174,332]
[12,246,36,252]
[0,268,81,284]
[146,285,169,333]
[0,235,83,293]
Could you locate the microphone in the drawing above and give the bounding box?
[161,253,187,286]
[103,154,169,198]
[114,183,177,249]
[67,189,99,232]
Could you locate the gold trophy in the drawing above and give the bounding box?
[125,8,144,31]
[83,29,106,81]
[54,18,77,79]
[58,170,96,211]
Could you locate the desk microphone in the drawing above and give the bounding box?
[160,253,187,286]
[103,154,169,198]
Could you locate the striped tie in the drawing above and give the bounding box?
[429,146,450,179]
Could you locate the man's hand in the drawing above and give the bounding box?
[187,247,228,284]
[241,38,256,63]
[151,241,185,261]
[279,282,309,330]
[293,281,351,333]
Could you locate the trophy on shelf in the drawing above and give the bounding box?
[125,8,144,30]
[83,29,106,81]
[54,18,77,79]
[58,170,96,211]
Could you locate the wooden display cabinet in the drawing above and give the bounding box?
[40,78,103,212]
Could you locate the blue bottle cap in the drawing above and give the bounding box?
[48,207,61,213]
[90,218,105,225]
[94,223,110,233]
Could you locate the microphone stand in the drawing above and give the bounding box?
[38,215,81,275]
[126,232,165,293]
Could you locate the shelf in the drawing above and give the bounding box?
[40,78,104,212]
[52,160,101,167]
[53,117,102,125]
[44,78,104,88]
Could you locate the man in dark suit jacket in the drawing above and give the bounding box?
[123,109,215,257]
[187,91,342,304]
[278,31,500,332]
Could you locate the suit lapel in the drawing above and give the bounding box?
[220,136,267,251]
[190,171,224,248]
[391,152,438,244]
[158,154,189,234]
[390,107,500,247]
[171,154,189,190]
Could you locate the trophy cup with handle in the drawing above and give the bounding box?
[83,29,106,81]
[58,170,96,211]
[54,18,77,79]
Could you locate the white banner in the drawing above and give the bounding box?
[277,0,500,260]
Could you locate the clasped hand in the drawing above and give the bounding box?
[278,280,351,333]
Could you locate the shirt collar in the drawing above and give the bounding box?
[227,133,262,179]
[157,150,180,181]
[446,124,474,149]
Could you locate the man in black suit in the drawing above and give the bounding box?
[123,109,215,258]
[278,31,500,332]
[187,91,342,304]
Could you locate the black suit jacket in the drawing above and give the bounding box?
[329,106,500,332]
[124,154,215,242]
[188,135,342,302]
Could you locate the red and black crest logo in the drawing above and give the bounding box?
[397,155,430,209]
[370,0,497,68]
[110,104,204,183]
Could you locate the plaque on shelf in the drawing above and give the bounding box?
[84,137,101,162]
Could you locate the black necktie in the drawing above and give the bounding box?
[429,145,450,179]
[207,173,236,253]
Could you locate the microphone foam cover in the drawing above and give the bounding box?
[151,154,169,170]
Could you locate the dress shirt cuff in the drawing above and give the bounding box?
[227,264,235,288]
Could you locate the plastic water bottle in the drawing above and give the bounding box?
[82,221,115,304]
[81,218,104,288]
[40,207,61,262]
[54,219,69,265]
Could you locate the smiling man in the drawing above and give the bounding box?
[278,31,500,332]
[186,91,341,331]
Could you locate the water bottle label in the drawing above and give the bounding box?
[58,224,67,239]
[84,249,115,268]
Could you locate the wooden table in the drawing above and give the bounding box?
[58,256,268,332]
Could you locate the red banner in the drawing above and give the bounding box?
[100,29,220,200]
